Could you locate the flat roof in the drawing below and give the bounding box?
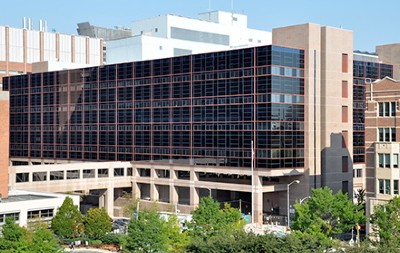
[1,194,55,203]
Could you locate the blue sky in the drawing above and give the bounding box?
[0,0,398,52]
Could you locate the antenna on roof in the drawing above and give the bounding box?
[208,0,212,11]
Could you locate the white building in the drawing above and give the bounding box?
[0,189,80,228]
[106,10,271,63]
[0,22,104,85]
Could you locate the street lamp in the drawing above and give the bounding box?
[287,180,300,229]
[199,186,212,198]
[299,196,309,204]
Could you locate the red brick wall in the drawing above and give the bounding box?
[0,94,9,198]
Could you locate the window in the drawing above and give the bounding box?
[386,179,391,194]
[127,167,133,176]
[83,169,95,178]
[50,171,64,181]
[98,168,109,178]
[342,106,348,123]
[395,180,399,195]
[28,209,54,219]
[379,179,384,194]
[114,168,124,177]
[385,154,391,168]
[67,170,79,179]
[342,53,348,73]
[342,156,348,172]
[342,80,348,98]
[394,154,399,168]
[379,102,396,117]
[33,172,47,182]
[0,212,20,223]
[16,173,29,183]
[342,181,348,194]
[342,131,348,148]
[378,128,396,142]
[379,154,384,167]
[353,169,362,178]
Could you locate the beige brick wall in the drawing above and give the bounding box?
[0,92,9,198]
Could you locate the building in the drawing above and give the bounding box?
[0,189,80,228]
[102,10,271,63]
[0,24,104,87]
[0,91,9,198]
[3,23,357,222]
[77,22,132,41]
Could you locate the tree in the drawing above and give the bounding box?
[28,222,62,253]
[51,196,84,238]
[84,208,112,239]
[187,197,245,240]
[165,214,189,252]
[0,218,29,252]
[125,208,169,253]
[370,196,400,246]
[292,187,365,238]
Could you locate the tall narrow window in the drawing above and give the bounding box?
[342,156,348,172]
[342,80,348,98]
[379,179,384,194]
[385,180,391,194]
[392,128,396,142]
[342,106,348,123]
[395,180,399,194]
[342,53,348,73]
[379,128,384,142]
[378,154,384,168]
[394,154,399,169]
[391,101,396,116]
[379,102,384,117]
[342,181,348,194]
[385,102,390,117]
[385,154,391,168]
[342,131,348,148]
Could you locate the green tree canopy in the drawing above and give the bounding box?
[28,222,62,253]
[187,197,245,240]
[125,208,169,253]
[370,196,400,246]
[84,208,112,239]
[292,187,365,238]
[0,218,29,252]
[51,196,84,238]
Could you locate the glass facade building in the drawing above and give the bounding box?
[3,45,305,170]
[352,60,393,163]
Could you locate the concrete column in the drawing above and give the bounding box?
[104,186,114,217]
[169,168,178,205]
[150,168,159,201]
[253,173,263,224]
[131,181,140,199]
[170,186,178,204]
[150,184,159,201]
[190,169,199,206]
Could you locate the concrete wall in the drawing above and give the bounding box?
[0,91,9,198]
[376,44,400,80]
[273,23,354,197]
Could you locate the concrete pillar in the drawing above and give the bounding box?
[170,185,178,205]
[169,168,178,205]
[190,169,199,206]
[150,168,159,201]
[150,184,159,201]
[104,186,114,217]
[253,173,263,224]
[131,181,140,199]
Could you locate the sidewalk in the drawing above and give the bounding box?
[63,247,116,252]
